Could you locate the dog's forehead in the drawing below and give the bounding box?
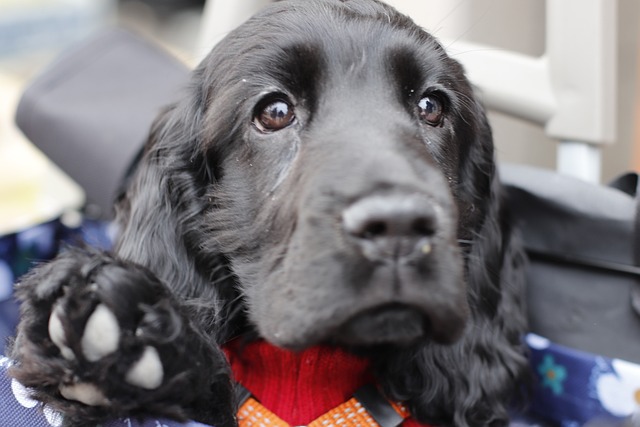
[225,0,450,79]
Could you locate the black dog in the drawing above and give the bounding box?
[10,1,528,426]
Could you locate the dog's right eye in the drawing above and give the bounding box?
[253,98,296,133]
[418,94,445,127]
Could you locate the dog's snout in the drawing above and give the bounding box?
[342,194,439,261]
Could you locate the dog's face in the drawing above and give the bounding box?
[179,0,494,350]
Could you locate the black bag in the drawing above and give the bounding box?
[15,28,189,219]
[502,164,640,364]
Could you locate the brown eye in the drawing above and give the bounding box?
[418,94,445,126]
[253,98,295,132]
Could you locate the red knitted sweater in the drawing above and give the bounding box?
[224,340,431,427]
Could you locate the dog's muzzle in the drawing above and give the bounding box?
[333,192,465,346]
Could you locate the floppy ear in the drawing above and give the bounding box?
[374,100,529,427]
[114,69,239,337]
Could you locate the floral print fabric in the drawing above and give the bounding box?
[528,334,638,426]
[0,219,64,354]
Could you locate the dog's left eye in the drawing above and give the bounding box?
[253,98,296,132]
[418,94,445,127]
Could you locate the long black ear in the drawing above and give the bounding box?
[375,100,529,427]
[114,69,238,337]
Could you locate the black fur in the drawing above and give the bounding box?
[10,1,528,426]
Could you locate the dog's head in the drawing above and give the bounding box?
[193,0,496,349]
[117,1,527,424]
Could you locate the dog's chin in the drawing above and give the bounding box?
[332,304,428,347]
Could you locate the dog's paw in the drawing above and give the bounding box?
[9,250,233,426]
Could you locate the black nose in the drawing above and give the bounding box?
[342,194,438,261]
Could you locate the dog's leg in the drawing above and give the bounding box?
[8,249,234,427]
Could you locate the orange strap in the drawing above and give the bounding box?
[237,387,410,427]
[237,396,289,427]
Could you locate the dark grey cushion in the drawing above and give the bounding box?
[15,28,190,219]
[502,164,640,363]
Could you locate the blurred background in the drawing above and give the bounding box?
[0,0,639,239]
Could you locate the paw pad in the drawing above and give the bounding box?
[60,383,109,407]
[48,303,122,362]
[81,304,120,362]
[48,307,75,361]
[47,297,165,408]
[125,346,164,389]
